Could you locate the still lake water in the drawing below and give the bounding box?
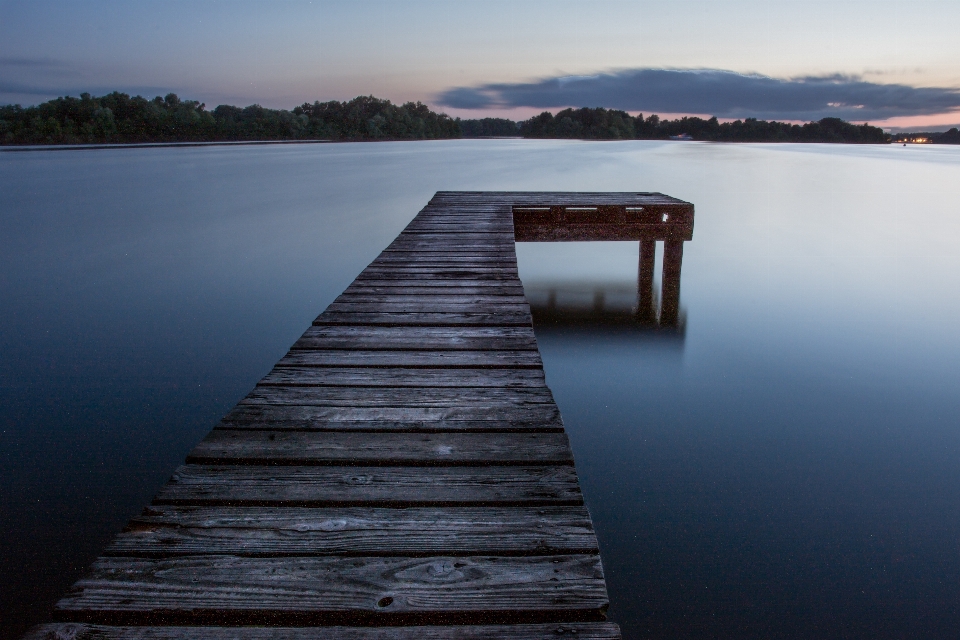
[2,140,959,638]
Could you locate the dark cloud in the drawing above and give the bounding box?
[436,69,960,121]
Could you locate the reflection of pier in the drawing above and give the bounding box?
[527,283,686,337]
[514,198,694,328]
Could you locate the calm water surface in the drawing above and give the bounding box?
[1,141,959,638]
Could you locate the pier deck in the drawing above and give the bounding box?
[29,191,693,639]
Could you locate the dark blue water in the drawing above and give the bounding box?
[2,141,959,638]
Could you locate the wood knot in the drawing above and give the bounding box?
[377,596,394,608]
[45,624,84,640]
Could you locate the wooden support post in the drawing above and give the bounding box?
[637,239,657,324]
[660,240,684,326]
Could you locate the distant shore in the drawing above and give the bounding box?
[0,139,337,151]
[3,92,958,146]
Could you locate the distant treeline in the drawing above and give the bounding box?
[459,118,520,137]
[6,92,954,145]
[0,92,458,144]
[517,107,891,143]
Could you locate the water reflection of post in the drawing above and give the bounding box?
[637,239,657,324]
[660,240,684,326]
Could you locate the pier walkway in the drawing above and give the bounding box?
[29,191,693,640]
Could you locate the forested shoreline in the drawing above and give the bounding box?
[519,107,891,143]
[3,92,956,145]
[0,93,459,145]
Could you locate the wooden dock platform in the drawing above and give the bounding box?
[28,191,693,640]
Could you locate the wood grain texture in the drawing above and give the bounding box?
[349,274,520,284]
[240,386,556,408]
[382,245,515,254]
[333,294,528,305]
[352,264,517,281]
[397,230,515,238]
[370,251,517,258]
[292,326,539,351]
[219,404,564,428]
[378,250,519,258]
[258,367,546,388]
[322,302,530,314]
[187,430,572,466]
[276,350,543,369]
[395,232,515,241]
[26,623,621,639]
[153,464,583,507]
[106,505,597,557]
[343,284,526,296]
[312,312,532,327]
[55,554,609,625]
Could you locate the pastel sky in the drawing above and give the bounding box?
[2,0,960,129]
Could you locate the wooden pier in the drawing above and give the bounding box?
[28,191,693,640]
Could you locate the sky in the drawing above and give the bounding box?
[2,0,960,130]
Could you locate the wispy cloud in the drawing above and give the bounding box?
[0,56,70,69]
[436,69,960,121]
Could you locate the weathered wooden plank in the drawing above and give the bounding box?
[401,227,514,234]
[259,367,545,388]
[323,302,530,314]
[384,228,512,237]
[55,554,608,625]
[370,256,518,265]
[379,249,518,257]
[219,411,563,433]
[384,243,515,252]
[187,431,571,466]
[405,215,511,220]
[414,207,511,213]
[407,209,506,215]
[430,190,684,204]
[397,231,514,238]
[312,312,532,327]
[398,231,512,235]
[220,403,563,427]
[515,223,692,242]
[352,270,519,280]
[344,283,526,294]
[26,623,622,639]
[351,276,519,285]
[276,349,543,368]
[387,235,513,244]
[333,294,528,305]
[402,211,509,218]
[412,209,510,214]
[106,505,597,557]
[347,279,522,288]
[293,326,538,350]
[240,386,555,407]
[407,213,510,218]
[361,263,517,271]
[364,263,518,271]
[390,236,514,247]
[154,465,583,507]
